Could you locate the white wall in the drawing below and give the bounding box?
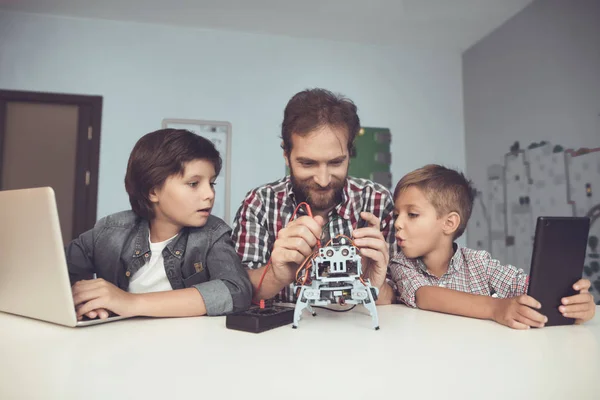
[464,0,600,195]
[0,11,465,223]
[463,0,600,290]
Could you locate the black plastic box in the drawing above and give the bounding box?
[225,306,294,333]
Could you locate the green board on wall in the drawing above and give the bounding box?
[349,127,392,188]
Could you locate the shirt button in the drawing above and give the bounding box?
[144,253,149,258]
[135,250,140,255]
[175,251,181,255]
[125,271,131,277]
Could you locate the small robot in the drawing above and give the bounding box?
[292,236,380,330]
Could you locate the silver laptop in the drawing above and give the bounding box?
[0,187,128,327]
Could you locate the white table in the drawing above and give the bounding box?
[1,305,599,400]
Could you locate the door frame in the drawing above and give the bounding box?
[0,90,103,239]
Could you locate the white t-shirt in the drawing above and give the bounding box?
[128,234,178,294]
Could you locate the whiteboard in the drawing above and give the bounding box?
[161,119,232,223]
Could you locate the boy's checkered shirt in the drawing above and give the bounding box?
[231,176,396,302]
[390,244,529,307]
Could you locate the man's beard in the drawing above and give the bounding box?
[290,168,345,212]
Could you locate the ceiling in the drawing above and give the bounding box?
[0,0,534,50]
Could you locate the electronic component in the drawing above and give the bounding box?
[293,236,379,330]
[225,306,294,333]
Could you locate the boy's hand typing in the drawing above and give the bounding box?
[559,278,596,324]
[81,308,110,320]
[492,294,547,329]
[72,279,137,320]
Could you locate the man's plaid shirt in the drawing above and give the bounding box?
[390,243,529,307]
[231,176,396,302]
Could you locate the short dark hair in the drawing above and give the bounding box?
[124,129,222,220]
[281,88,360,155]
[393,164,476,239]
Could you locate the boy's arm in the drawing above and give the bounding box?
[415,286,495,318]
[72,279,207,318]
[65,223,102,284]
[414,252,546,328]
[391,253,547,328]
[133,289,207,316]
[415,286,547,329]
[198,230,253,315]
[66,220,116,319]
[72,227,252,319]
[72,228,253,319]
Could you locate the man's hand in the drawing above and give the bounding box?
[72,279,138,319]
[492,294,547,329]
[269,215,324,285]
[352,211,389,290]
[560,279,596,324]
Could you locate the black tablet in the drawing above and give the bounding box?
[527,216,590,326]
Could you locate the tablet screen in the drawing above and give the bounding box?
[527,217,590,326]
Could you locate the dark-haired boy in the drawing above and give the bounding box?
[67,129,252,320]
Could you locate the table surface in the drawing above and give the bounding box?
[1,305,599,400]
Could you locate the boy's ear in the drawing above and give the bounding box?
[148,187,159,203]
[442,212,461,236]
